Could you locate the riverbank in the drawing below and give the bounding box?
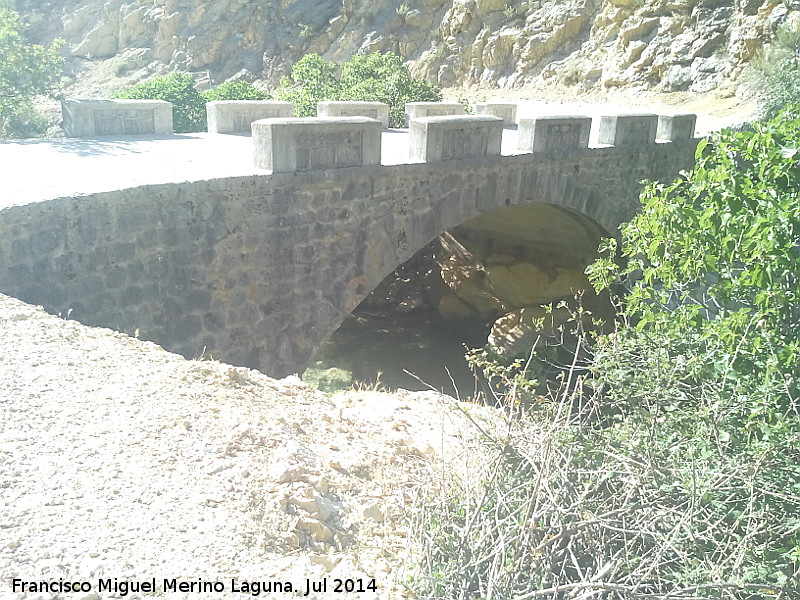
[0,293,503,599]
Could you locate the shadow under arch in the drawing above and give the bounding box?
[306,201,614,394]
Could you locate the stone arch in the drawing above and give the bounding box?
[322,195,613,358]
[0,140,698,378]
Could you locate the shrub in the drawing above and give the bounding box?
[411,107,800,599]
[273,54,339,118]
[339,52,442,127]
[410,362,800,599]
[114,72,206,133]
[201,80,271,102]
[0,100,49,138]
[748,22,800,119]
[298,22,315,38]
[273,52,442,126]
[0,6,63,138]
[588,107,800,394]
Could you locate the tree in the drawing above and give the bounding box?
[0,6,63,138]
[273,52,443,127]
[589,107,800,389]
[339,52,441,127]
[114,72,206,133]
[273,54,340,118]
[417,108,800,600]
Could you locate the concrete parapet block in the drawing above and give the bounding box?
[409,115,503,163]
[657,113,697,141]
[252,117,382,173]
[404,102,466,127]
[207,100,294,134]
[598,113,658,147]
[317,101,390,129]
[62,99,173,137]
[474,102,517,126]
[517,115,592,153]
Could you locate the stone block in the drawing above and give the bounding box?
[517,115,592,153]
[404,102,466,127]
[317,101,390,129]
[656,113,697,141]
[473,102,518,126]
[598,113,658,146]
[252,117,382,173]
[409,115,503,163]
[62,99,173,137]
[206,100,295,134]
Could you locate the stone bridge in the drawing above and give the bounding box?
[0,109,699,377]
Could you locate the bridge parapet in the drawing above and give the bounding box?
[598,113,659,147]
[0,125,700,377]
[62,99,173,137]
[404,102,466,126]
[409,115,503,163]
[657,113,697,141]
[207,100,294,134]
[252,116,382,173]
[317,101,390,129]
[518,115,592,153]
[474,102,517,127]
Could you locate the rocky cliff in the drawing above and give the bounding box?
[14,0,800,95]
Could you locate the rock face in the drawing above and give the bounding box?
[433,212,616,357]
[361,202,616,358]
[17,0,800,94]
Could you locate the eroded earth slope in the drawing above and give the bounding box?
[0,293,500,599]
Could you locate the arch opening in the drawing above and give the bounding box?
[304,203,613,396]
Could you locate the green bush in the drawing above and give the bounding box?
[589,107,800,394]
[748,22,800,119]
[114,72,206,133]
[273,53,340,118]
[0,6,63,138]
[1,100,48,138]
[338,52,441,127]
[273,52,442,127]
[201,80,271,102]
[411,108,800,599]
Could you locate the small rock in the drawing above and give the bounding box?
[313,476,331,494]
[274,464,313,484]
[309,554,341,571]
[362,503,385,523]
[296,517,335,544]
[316,496,342,522]
[287,487,319,514]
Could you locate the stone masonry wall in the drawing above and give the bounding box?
[0,141,697,377]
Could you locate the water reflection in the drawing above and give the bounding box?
[305,307,491,398]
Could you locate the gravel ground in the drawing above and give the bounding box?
[0,293,500,599]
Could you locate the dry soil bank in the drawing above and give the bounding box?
[0,293,503,599]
